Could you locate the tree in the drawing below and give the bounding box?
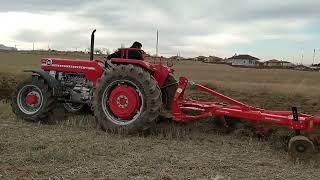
[94,48,102,54]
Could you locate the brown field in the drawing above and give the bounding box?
[1,51,320,179]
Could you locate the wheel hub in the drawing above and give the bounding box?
[108,84,141,120]
[296,144,306,152]
[17,85,43,115]
[117,95,129,108]
[25,92,40,107]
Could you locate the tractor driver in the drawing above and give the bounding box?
[106,41,144,60]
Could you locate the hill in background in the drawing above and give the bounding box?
[0,44,17,51]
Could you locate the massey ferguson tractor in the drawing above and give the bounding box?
[11,30,320,160]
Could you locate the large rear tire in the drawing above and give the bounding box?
[11,76,56,122]
[93,64,162,133]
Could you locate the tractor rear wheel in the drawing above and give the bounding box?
[11,76,56,122]
[93,64,162,133]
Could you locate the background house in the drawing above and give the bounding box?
[278,61,295,68]
[227,54,260,67]
[295,64,310,70]
[196,56,207,62]
[169,55,183,61]
[203,56,223,63]
[264,59,295,68]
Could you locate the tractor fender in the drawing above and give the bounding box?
[24,70,63,96]
[110,59,172,86]
[111,59,156,72]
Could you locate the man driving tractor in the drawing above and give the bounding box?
[107,41,144,60]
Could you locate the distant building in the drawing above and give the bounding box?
[264,59,295,68]
[309,65,320,71]
[227,54,260,67]
[203,56,223,63]
[196,56,207,62]
[195,55,224,63]
[169,55,183,61]
[0,44,17,51]
[295,64,310,70]
[184,58,194,61]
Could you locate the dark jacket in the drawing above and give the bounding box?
[107,49,144,60]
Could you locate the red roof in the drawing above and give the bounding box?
[265,59,281,63]
[265,59,292,64]
[228,54,259,60]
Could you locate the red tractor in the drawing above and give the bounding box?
[11,30,177,131]
[11,30,320,160]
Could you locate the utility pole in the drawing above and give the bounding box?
[301,54,303,65]
[156,30,159,56]
[313,49,316,65]
[32,42,34,51]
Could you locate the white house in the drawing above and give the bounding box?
[278,61,295,68]
[227,54,260,67]
[203,56,223,63]
[264,59,295,68]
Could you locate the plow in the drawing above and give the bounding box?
[11,30,320,160]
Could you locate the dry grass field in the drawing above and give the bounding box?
[1,51,320,179]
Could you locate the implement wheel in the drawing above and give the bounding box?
[288,135,315,160]
[93,64,162,133]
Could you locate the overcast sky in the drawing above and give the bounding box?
[0,0,319,63]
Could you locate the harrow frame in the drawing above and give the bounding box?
[172,77,320,135]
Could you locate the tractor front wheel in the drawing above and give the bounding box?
[93,64,162,133]
[11,76,56,122]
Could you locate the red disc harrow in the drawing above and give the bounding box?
[171,77,320,160]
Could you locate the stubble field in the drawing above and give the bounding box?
[1,51,320,179]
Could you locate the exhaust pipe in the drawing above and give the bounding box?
[90,29,96,61]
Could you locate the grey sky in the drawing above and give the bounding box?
[0,0,319,63]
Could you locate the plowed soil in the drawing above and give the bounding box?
[1,51,320,179]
